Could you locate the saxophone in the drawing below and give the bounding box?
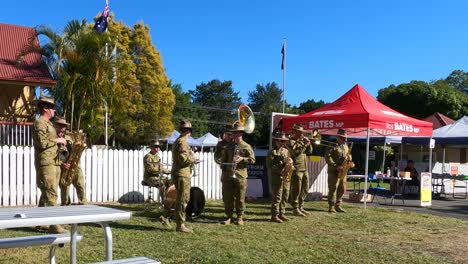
[338,142,354,180]
[60,131,87,186]
[282,156,294,182]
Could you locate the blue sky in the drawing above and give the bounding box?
[3,0,468,106]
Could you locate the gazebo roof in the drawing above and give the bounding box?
[0,23,55,86]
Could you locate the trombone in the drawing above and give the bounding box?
[305,129,338,148]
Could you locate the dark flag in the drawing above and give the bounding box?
[281,42,285,70]
[94,2,109,34]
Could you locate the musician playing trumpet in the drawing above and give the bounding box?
[325,129,352,213]
[288,124,313,216]
[143,140,171,204]
[54,116,87,206]
[267,132,293,223]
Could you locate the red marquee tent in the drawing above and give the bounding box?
[282,84,433,137]
[281,84,433,208]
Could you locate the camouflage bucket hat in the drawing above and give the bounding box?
[337,129,347,138]
[179,119,192,129]
[273,132,289,141]
[36,96,56,108]
[53,116,69,126]
[292,123,305,132]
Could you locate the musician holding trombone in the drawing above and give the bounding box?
[221,121,255,226]
[288,124,314,216]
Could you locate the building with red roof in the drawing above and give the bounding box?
[0,23,55,123]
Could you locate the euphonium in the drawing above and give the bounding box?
[60,131,87,186]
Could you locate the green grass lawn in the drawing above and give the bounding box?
[1,200,467,264]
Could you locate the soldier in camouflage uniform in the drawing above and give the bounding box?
[214,125,234,215]
[171,120,197,233]
[54,117,87,206]
[288,124,313,216]
[221,121,255,225]
[33,96,68,234]
[325,129,350,213]
[143,140,171,203]
[267,132,293,223]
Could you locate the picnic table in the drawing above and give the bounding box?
[0,205,131,264]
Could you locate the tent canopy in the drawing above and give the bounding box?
[282,84,433,137]
[403,116,468,145]
[165,130,198,146]
[195,132,219,147]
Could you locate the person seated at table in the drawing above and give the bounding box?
[404,160,420,191]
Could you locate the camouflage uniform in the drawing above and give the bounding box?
[267,145,291,222]
[33,116,60,207]
[222,139,255,221]
[288,135,313,215]
[143,151,171,202]
[171,132,196,232]
[325,140,349,212]
[58,133,87,205]
[214,132,233,215]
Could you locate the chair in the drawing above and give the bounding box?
[141,180,155,202]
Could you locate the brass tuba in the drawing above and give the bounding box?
[237,104,255,134]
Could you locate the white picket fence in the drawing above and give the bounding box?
[0,146,223,207]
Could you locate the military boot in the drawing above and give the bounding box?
[35,225,50,232]
[223,218,233,225]
[159,216,172,229]
[49,225,68,234]
[176,224,193,234]
[335,205,346,213]
[271,215,283,223]
[278,214,290,222]
[328,206,336,214]
[236,216,244,226]
[299,207,310,215]
[293,208,306,216]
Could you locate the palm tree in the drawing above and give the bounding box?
[20,20,116,137]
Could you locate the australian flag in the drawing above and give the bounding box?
[281,42,285,70]
[94,2,109,34]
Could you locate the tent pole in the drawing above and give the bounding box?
[429,137,433,175]
[443,146,446,173]
[381,141,387,172]
[364,128,370,209]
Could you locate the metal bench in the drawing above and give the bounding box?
[0,233,83,264]
[90,256,161,264]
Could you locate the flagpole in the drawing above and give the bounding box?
[105,0,109,147]
[282,38,286,113]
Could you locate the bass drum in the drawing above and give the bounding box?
[163,185,177,211]
[163,185,206,219]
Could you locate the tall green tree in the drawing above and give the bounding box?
[171,83,208,137]
[22,17,174,148]
[296,99,327,113]
[189,80,241,135]
[377,80,467,119]
[445,70,468,94]
[128,23,175,146]
[246,82,283,148]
